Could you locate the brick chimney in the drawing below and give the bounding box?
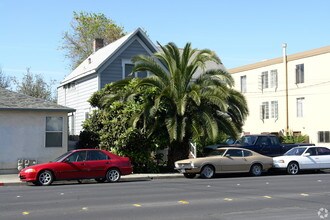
[93,38,104,52]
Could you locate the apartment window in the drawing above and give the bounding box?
[296,97,304,117]
[318,131,330,143]
[46,117,63,147]
[260,102,269,120]
[261,71,269,89]
[271,101,278,119]
[270,70,278,88]
[296,64,304,84]
[240,75,247,93]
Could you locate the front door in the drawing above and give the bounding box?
[56,151,88,180]
[221,149,250,172]
[299,147,318,169]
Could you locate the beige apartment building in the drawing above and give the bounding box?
[228,45,330,146]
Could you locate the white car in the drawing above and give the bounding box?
[273,146,330,175]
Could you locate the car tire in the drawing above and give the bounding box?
[37,170,54,186]
[200,165,215,179]
[183,173,196,179]
[95,178,106,183]
[250,164,262,176]
[106,168,121,183]
[287,162,299,175]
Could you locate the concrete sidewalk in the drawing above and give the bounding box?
[0,173,183,186]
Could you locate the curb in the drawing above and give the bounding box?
[0,174,183,186]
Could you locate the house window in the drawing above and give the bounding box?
[270,70,278,88]
[122,60,148,79]
[296,64,304,84]
[46,117,63,147]
[68,114,74,136]
[260,102,269,120]
[261,71,269,89]
[318,131,330,143]
[240,75,247,93]
[271,101,278,119]
[124,63,134,78]
[296,97,304,117]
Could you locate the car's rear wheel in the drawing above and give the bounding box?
[37,170,53,186]
[200,165,215,179]
[95,178,106,183]
[106,168,121,182]
[183,173,196,179]
[287,162,299,175]
[250,164,262,176]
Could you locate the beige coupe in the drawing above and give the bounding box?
[175,147,273,179]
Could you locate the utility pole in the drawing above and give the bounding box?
[282,43,289,135]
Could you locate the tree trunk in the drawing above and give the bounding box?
[167,139,190,170]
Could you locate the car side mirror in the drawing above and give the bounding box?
[303,153,310,157]
[64,158,71,162]
[225,154,231,157]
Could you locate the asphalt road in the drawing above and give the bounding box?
[1,172,330,220]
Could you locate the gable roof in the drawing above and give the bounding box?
[0,88,75,112]
[60,28,158,86]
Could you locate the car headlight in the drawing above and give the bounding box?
[274,160,285,163]
[24,168,36,173]
[190,162,195,168]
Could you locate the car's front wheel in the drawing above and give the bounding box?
[250,164,262,176]
[183,173,196,179]
[200,165,215,179]
[37,170,54,186]
[106,168,121,182]
[287,162,299,175]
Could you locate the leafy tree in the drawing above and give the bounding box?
[62,11,126,69]
[0,68,11,89]
[110,42,249,168]
[14,68,57,102]
[80,79,166,172]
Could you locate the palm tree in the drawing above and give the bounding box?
[111,42,248,168]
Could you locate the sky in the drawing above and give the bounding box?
[1,0,329,87]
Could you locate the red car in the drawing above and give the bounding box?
[19,149,133,186]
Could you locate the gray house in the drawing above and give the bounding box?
[57,27,226,136]
[57,28,159,136]
[0,88,75,174]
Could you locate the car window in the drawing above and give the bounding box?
[255,137,270,146]
[207,149,226,157]
[306,147,317,156]
[225,149,243,157]
[66,151,87,162]
[243,150,252,157]
[284,147,307,156]
[317,147,330,155]
[87,150,109,160]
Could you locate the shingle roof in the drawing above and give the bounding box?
[0,87,75,112]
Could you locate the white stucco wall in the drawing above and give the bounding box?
[0,110,69,173]
[230,48,330,146]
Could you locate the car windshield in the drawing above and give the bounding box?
[236,136,257,145]
[284,147,307,156]
[206,149,227,157]
[52,151,72,162]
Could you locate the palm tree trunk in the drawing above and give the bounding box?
[167,139,190,170]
